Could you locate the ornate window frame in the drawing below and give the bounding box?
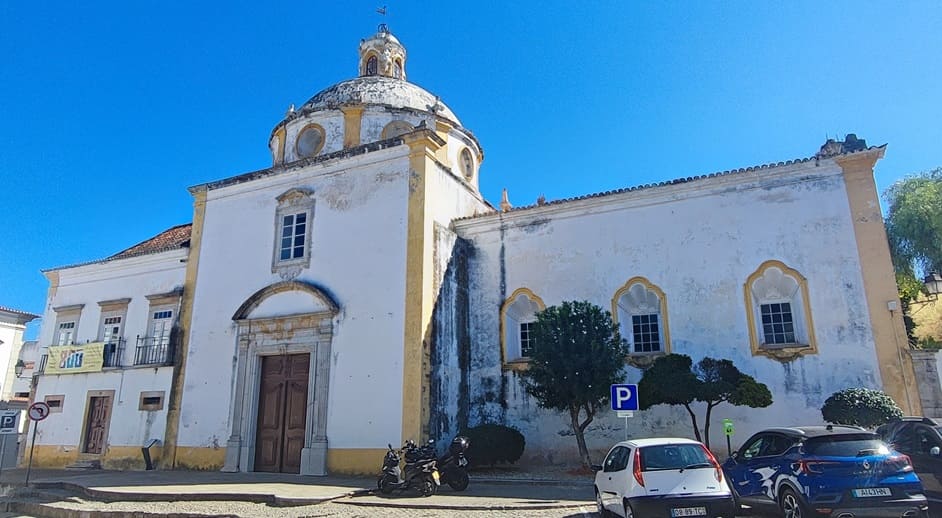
[744,260,818,361]
[500,288,546,370]
[271,188,316,279]
[611,277,670,368]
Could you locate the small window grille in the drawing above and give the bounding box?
[760,302,796,344]
[366,56,378,75]
[631,314,661,353]
[519,322,536,357]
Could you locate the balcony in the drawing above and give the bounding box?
[134,335,174,366]
[103,338,126,368]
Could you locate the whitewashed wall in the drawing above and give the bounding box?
[454,159,880,463]
[183,146,413,451]
[32,249,187,449]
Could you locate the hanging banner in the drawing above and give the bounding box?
[45,343,105,374]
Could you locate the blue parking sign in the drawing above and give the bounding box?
[611,384,639,411]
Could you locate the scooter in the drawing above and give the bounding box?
[376,441,440,497]
[436,436,470,491]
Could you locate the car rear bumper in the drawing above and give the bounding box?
[627,494,737,517]
[812,494,928,518]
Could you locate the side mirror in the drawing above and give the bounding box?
[931,446,940,457]
[730,451,739,461]
[590,464,603,472]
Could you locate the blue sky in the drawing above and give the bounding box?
[2,2,941,339]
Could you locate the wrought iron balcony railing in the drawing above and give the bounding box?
[134,335,175,366]
[103,338,126,368]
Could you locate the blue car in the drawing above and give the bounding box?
[722,425,928,518]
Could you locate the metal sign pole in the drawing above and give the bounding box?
[624,416,629,441]
[0,435,6,474]
[25,421,37,486]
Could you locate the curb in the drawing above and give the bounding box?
[338,497,591,511]
[28,481,359,507]
[8,501,237,518]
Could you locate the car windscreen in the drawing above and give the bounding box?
[803,434,888,457]
[640,444,712,471]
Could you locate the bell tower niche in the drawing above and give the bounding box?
[359,24,407,80]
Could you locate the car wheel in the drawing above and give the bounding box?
[623,501,635,518]
[779,487,809,518]
[595,488,608,517]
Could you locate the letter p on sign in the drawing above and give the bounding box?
[611,384,639,411]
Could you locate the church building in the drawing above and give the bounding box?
[27,26,919,474]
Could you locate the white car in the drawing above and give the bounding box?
[593,437,737,518]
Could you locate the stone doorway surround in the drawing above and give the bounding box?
[222,281,338,476]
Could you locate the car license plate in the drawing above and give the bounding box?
[853,487,891,497]
[671,507,707,517]
[432,471,441,484]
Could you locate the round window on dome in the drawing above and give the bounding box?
[297,124,325,158]
[459,148,475,179]
[381,120,414,140]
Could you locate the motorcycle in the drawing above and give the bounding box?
[376,441,440,497]
[436,436,470,491]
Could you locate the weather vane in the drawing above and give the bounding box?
[376,5,389,32]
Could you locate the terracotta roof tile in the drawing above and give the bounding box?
[110,223,192,259]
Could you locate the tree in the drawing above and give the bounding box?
[519,300,629,467]
[821,387,903,428]
[885,168,942,279]
[639,354,773,448]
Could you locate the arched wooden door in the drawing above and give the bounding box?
[254,354,309,473]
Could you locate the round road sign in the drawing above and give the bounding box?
[28,401,50,421]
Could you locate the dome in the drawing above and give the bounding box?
[299,76,461,126]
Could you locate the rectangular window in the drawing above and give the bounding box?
[45,395,65,413]
[151,310,173,346]
[519,322,535,357]
[279,212,307,261]
[139,391,165,411]
[760,302,796,344]
[56,321,76,345]
[631,314,661,353]
[101,316,122,343]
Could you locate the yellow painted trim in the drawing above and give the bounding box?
[743,260,819,361]
[499,288,546,367]
[835,149,921,414]
[611,276,672,358]
[172,446,226,471]
[340,107,365,149]
[296,123,327,157]
[100,446,165,470]
[400,131,443,445]
[163,188,207,468]
[19,445,79,468]
[271,126,286,165]
[327,448,388,475]
[434,119,453,163]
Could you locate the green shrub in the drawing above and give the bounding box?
[821,387,903,428]
[459,424,525,468]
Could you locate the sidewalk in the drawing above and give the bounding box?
[0,467,594,515]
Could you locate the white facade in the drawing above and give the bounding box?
[0,307,39,403]
[449,156,890,463]
[29,243,187,468]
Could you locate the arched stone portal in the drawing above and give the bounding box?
[222,281,339,476]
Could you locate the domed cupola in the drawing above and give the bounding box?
[359,24,406,80]
[268,25,483,193]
